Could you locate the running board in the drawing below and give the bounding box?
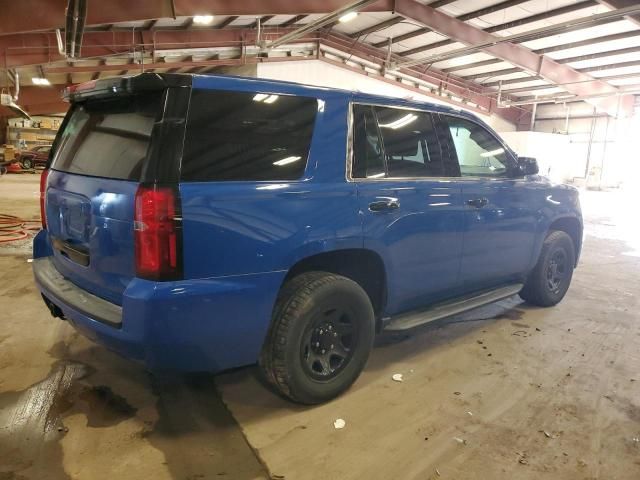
[384,284,523,331]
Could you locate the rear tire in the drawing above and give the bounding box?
[259,272,375,404]
[520,230,575,307]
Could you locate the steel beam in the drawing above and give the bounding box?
[217,16,239,29]
[279,15,308,27]
[443,30,640,73]
[598,0,640,26]
[394,0,635,117]
[0,26,529,124]
[371,0,535,48]
[499,71,640,94]
[461,46,640,80]
[397,1,599,56]
[0,0,395,35]
[268,0,380,49]
[348,16,405,38]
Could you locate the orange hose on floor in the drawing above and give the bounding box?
[0,214,41,243]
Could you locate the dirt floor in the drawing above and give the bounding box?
[0,173,638,480]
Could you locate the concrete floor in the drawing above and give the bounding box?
[1,173,638,480]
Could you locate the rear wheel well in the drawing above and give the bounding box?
[284,249,387,321]
[548,217,581,264]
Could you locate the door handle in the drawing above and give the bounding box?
[466,197,489,209]
[369,197,400,212]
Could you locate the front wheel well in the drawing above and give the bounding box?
[284,249,387,321]
[548,217,582,265]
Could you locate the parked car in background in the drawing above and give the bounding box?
[32,73,583,404]
[18,145,51,169]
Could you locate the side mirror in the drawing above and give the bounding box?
[517,156,539,176]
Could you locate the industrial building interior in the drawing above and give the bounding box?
[0,0,639,479]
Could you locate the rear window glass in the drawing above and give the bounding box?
[181,89,318,181]
[51,93,162,180]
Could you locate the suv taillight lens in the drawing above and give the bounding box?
[40,169,49,229]
[134,184,182,281]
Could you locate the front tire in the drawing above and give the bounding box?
[520,230,575,307]
[259,272,375,404]
[21,157,33,169]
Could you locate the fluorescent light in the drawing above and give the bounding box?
[32,77,51,86]
[379,113,417,129]
[193,15,214,25]
[273,156,301,166]
[339,11,358,23]
[480,148,505,158]
[253,93,279,103]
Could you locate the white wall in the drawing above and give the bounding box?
[531,101,640,188]
[256,61,516,133]
[500,131,583,184]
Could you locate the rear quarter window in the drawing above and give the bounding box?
[181,89,318,181]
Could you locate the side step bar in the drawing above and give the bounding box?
[384,283,523,331]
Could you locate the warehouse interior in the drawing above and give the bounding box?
[1,1,639,479]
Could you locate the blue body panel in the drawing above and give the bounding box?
[33,73,583,373]
[356,179,466,314]
[45,170,138,305]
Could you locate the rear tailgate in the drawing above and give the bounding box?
[44,75,189,305]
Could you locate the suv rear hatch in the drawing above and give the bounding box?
[45,74,190,305]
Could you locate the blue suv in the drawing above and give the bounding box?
[33,73,582,404]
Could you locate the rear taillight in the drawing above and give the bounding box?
[40,169,49,229]
[134,184,182,281]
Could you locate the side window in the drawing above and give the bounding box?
[374,107,447,178]
[442,115,511,177]
[352,105,385,178]
[181,90,318,181]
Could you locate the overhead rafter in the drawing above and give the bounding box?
[92,59,106,80]
[371,0,534,48]
[348,16,405,39]
[267,0,380,49]
[461,46,640,81]
[392,0,636,117]
[499,71,640,95]
[0,0,395,35]
[597,0,640,26]
[279,15,308,27]
[442,30,640,73]
[250,15,275,29]
[217,16,239,29]
[396,0,599,56]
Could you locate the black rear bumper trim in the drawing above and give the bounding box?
[33,257,122,327]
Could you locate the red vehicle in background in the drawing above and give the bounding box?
[17,145,51,169]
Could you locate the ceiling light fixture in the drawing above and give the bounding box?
[32,77,51,86]
[193,15,215,25]
[339,12,358,23]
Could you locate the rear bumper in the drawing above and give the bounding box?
[33,249,286,373]
[34,257,122,327]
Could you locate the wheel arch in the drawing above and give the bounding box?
[548,216,582,266]
[283,248,388,329]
